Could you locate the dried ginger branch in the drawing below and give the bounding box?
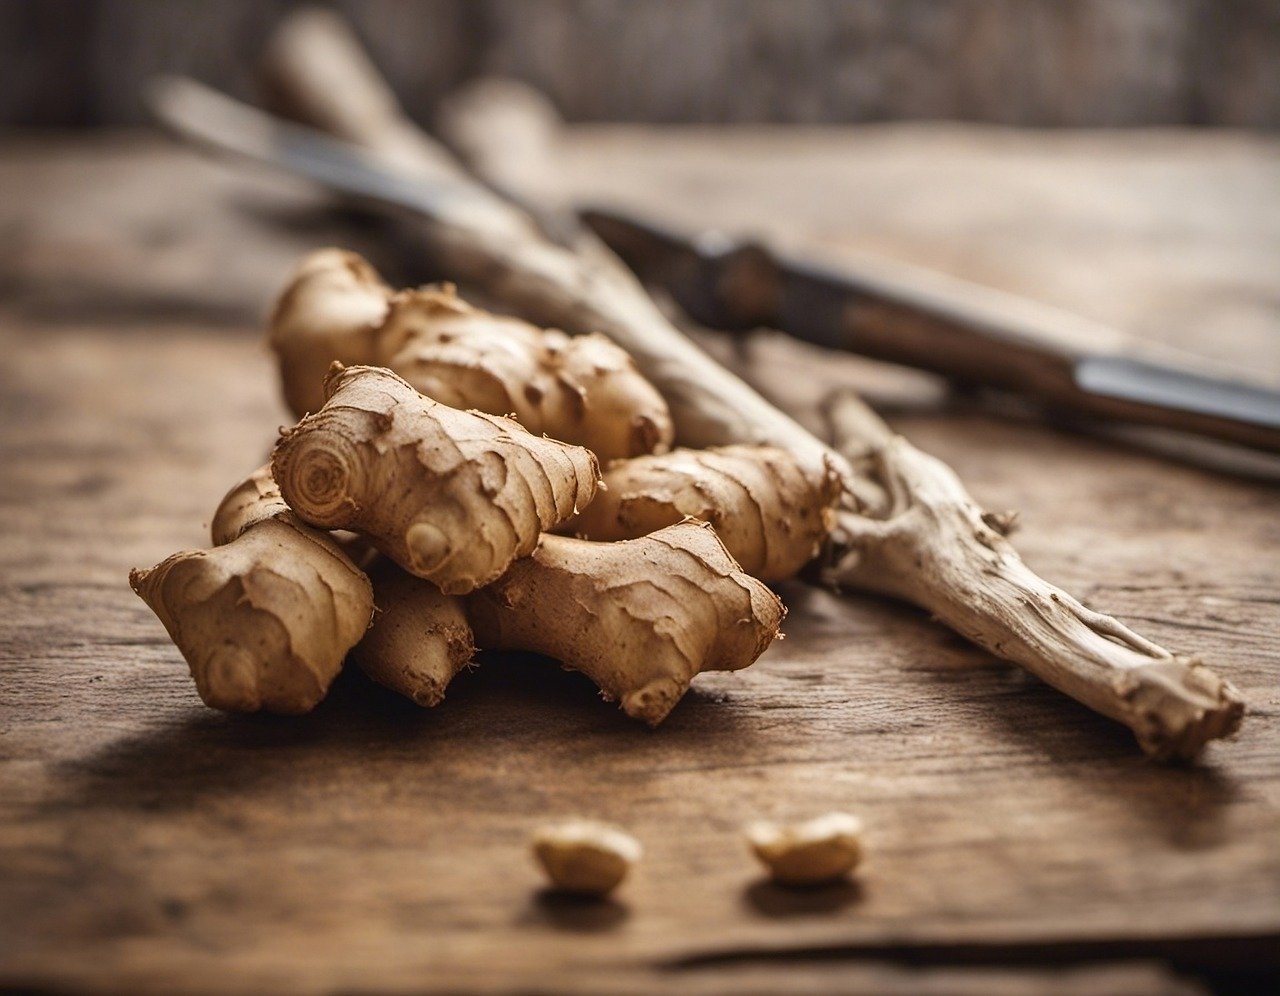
[823,393,1243,759]
[258,9,1246,757]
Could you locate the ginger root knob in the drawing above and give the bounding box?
[272,364,600,594]
[129,465,374,714]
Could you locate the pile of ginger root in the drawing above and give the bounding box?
[130,249,841,725]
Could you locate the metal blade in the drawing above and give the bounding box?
[147,75,493,223]
[1075,356,1280,431]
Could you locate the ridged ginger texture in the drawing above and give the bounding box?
[350,558,475,706]
[272,364,600,594]
[129,465,374,714]
[467,521,785,725]
[268,248,391,416]
[269,248,674,462]
[572,445,841,581]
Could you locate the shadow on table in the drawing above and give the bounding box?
[60,650,763,813]
[743,878,864,918]
[520,889,631,933]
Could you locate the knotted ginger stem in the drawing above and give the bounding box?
[822,392,1245,760]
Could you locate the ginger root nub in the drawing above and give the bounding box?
[129,464,374,714]
[350,558,475,707]
[572,445,840,581]
[272,364,600,594]
[378,284,674,462]
[267,251,674,461]
[268,248,392,417]
[467,521,784,725]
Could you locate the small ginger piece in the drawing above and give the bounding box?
[572,445,840,581]
[468,520,784,725]
[747,813,865,886]
[272,364,600,594]
[350,558,475,706]
[380,286,673,462]
[267,250,674,462]
[268,248,391,416]
[532,820,641,896]
[129,465,374,714]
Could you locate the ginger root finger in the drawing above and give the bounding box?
[350,558,475,707]
[572,445,841,581]
[378,284,673,462]
[272,364,600,594]
[129,465,374,714]
[467,521,785,725]
[268,248,391,416]
[268,251,674,462]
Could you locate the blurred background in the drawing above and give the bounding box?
[3,0,1279,129]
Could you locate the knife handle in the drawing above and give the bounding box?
[766,255,1280,453]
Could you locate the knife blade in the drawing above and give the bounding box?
[582,208,1280,454]
[147,75,526,236]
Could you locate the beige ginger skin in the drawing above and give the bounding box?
[269,249,674,462]
[350,558,475,707]
[532,820,641,896]
[129,465,374,714]
[572,445,841,581]
[272,364,600,595]
[352,522,784,722]
[380,286,673,462]
[268,248,391,417]
[467,521,785,725]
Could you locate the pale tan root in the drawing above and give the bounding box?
[268,248,391,416]
[129,464,374,714]
[350,558,475,707]
[823,393,1245,760]
[378,284,673,462]
[268,251,674,462]
[272,364,600,594]
[262,10,1246,758]
[571,445,841,581]
[467,521,784,725]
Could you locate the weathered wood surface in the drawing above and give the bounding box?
[0,130,1278,994]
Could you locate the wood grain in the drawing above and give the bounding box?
[0,133,1277,994]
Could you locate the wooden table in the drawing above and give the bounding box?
[1,128,1278,995]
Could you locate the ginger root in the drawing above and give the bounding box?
[350,558,474,706]
[380,284,673,461]
[269,248,391,416]
[268,250,674,462]
[349,522,783,722]
[129,465,374,714]
[272,364,600,594]
[572,445,841,581]
[467,521,785,725]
